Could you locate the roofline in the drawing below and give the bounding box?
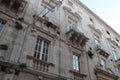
[75,0,120,38]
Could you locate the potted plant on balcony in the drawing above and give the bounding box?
[0,44,8,50]
[87,48,94,59]
[15,22,23,30]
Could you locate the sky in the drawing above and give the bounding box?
[80,0,120,35]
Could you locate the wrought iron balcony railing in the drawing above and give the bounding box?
[66,25,89,47]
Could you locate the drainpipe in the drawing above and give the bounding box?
[58,1,61,80]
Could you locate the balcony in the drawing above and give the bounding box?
[96,45,109,58]
[107,38,118,47]
[0,60,27,76]
[69,70,87,80]
[66,25,89,47]
[33,14,60,38]
[26,55,54,72]
[95,65,119,80]
[0,0,27,18]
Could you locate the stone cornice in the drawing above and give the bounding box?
[24,68,67,80]
[0,9,18,19]
[97,48,109,58]
[26,55,54,67]
[95,66,119,80]
[69,70,87,77]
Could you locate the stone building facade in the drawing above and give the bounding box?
[0,0,120,80]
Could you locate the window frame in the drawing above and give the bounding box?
[68,18,77,30]
[40,2,53,19]
[94,36,101,48]
[0,19,6,35]
[111,46,117,60]
[100,58,106,69]
[34,37,50,61]
[72,52,81,72]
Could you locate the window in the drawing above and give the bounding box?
[90,17,93,22]
[94,36,100,48]
[0,23,4,32]
[111,46,117,60]
[100,58,106,69]
[115,38,119,42]
[106,31,110,35]
[34,37,50,61]
[0,19,6,32]
[68,18,77,30]
[73,53,80,72]
[68,18,83,32]
[40,3,53,19]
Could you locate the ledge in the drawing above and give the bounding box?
[26,55,54,67]
[35,26,57,38]
[107,38,118,47]
[69,70,87,77]
[96,48,109,58]
[33,15,59,30]
[24,68,67,80]
[95,66,119,80]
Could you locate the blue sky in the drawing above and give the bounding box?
[80,0,120,34]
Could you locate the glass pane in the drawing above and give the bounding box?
[112,47,117,60]
[37,52,40,59]
[100,59,106,68]
[40,4,52,18]
[34,51,37,58]
[34,38,42,59]
[42,54,44,60]
[95,39,99,46]
[73,54,80,71]
[68,18,77,31]
[0,23,4,32]
[45,54,48,61]
[34,38,49,61]
[73,55,76,70]
[40,5,46,17]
